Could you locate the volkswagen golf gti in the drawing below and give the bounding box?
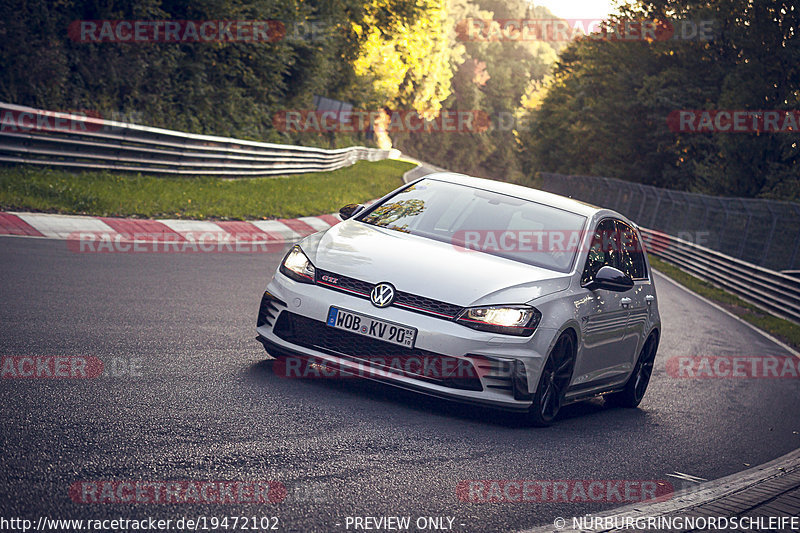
[256,172,660,425]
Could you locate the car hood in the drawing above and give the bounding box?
[300,221,572,307]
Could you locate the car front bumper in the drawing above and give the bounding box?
[255,273,563,412]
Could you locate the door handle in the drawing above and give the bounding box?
[620,297,632,308]
[645,295,655,306]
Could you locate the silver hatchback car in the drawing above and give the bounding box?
[256,173,660,425]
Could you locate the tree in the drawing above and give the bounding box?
[518,0,800,200]
[392,0,563,182]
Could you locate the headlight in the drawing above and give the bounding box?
[280,246,316,283]
[456,305,541,336]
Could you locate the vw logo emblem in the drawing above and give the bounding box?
[370,283,395,308]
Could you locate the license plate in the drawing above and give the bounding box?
[326,307,417,348]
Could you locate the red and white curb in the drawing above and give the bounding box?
[0,211,340,250]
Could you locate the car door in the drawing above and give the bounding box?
[572,218,632,388]
[616,221,653,369]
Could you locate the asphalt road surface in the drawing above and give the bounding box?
[1,235,799,532]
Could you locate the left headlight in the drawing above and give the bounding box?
[456,305,541,336]
[280,245,316,283]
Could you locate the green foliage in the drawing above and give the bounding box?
[0,0,561,183]
[392,0,564,182]
[0,160,414,219]
[352,0,455,118]
[518,0,800,200]
[6,0,794,203]
[0,0,438,145]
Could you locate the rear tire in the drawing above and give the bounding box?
[608,333,658,408]
[527,333,575,427]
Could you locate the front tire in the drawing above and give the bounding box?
[527,333,575,427]
[608,333,658,408]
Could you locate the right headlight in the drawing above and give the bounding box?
[279,245,316,284]
[456,305,541,337]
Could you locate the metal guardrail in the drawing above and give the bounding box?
[539,173,800,272]
[538,173,800,324]
[0,102,392,176]
[641,229,800,324]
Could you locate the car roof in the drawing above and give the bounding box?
[418,172,603,218]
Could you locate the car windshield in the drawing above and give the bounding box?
[359,178,587,272]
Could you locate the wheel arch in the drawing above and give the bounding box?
[553,319,580,347]
[527,323,579,395]
[646,327,661,350]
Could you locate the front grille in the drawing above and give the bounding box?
[393,292,463,318]
[316,269,373,297]
[315,268,464,320]
[272,311,482,391]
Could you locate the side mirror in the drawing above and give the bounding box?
[583,266,634,292]
[339,203,365,220]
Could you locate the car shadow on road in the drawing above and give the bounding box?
[246,358,648,429]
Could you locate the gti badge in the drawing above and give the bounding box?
[370,283,395,308]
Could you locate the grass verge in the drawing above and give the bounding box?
[0,159,415,220]
[649,254,800,350]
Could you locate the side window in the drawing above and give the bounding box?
[581,219,620,285]
[616,221,648,280]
